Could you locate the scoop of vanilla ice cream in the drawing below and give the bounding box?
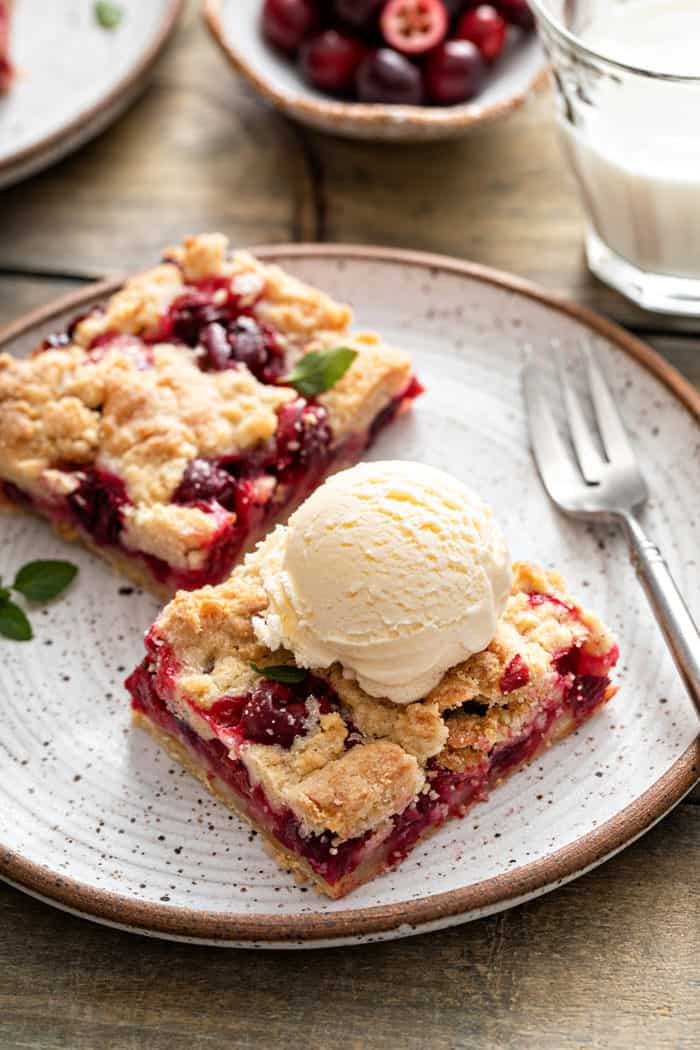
[251,461,511,705]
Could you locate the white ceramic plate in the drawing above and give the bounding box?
[0,246,697,948]
[204,0,547,141]
[0,0,183,189]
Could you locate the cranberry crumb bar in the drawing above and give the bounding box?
[0,234,420,596]
[127,556,619,899]
[0,0,13,92]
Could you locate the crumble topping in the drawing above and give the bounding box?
[244,736,424,840]
[97,344,292,504]
[121,503,229,572]
[75,265,185,346]
[317,332,414,441]
[0,341,292,505]
[166,236,353,341]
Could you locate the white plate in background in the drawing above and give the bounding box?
[0,0,183,188]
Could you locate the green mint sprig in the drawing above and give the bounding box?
[250,663,307,685]
[283,347,357,398]
[0,560,79,642]
[95,1,124,29]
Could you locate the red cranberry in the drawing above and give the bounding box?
[494,0,534,30]
[300,30,366,94]
[200,322,232,371]
[333,0,384,30]
[239,680,310,749]
[173,459,237,510]
[195,314,285,383]
[380,0,449,54]
[356,48,423,104]
[578,643,619,676]
[261,0,318,54]
[208,695,248,728]
[455,4,507,62]
[274,398,332,470]
[68,469,128,546]
[169,292,228,347]
[424,40,484,104]
[569,675,608,718]
[227,317,273,373]
[499,654,531,694]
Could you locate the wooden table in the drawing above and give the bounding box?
[1,6,697,1048]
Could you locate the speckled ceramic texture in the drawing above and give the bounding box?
[0,247,697,948]
[0,0,183,189]
[204,0,547,142]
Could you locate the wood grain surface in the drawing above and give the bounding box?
[0,2,697,1047]
[1,806,698,1050]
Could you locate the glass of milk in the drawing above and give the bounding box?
[530,0,700,315]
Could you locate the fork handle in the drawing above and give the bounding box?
[622,514,700,717]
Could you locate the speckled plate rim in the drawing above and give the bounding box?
[202,0,549,138]
[0,0,185,183]
[0,244,698,947]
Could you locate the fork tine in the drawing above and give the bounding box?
[559,360,605,484]
[523,358,580,503]
[582,343,637,466]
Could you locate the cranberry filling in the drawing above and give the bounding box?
[67,469,128,546]
[273,398,333,471]
[147,278,286,384]
[127,631,617,888]
[173,459,239,510]
[368,375,425,443]
[569,674,609,718]
[554,641,619,719]
[554,641,619,679]
[499,653,530,694]
[1,480,32,509]
[207,675,335,750]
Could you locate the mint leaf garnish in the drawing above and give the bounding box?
[0,558,78,641]
[13,561,78,602]
[250,663,307,684]
[283,347,357,398]
[95,1,124,29]
[0,602,32,642]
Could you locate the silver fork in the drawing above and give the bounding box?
[523,344,700,716]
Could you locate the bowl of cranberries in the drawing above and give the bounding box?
[204,0,546,140]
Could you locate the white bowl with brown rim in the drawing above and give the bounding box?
[203,0,548,142]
